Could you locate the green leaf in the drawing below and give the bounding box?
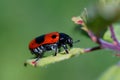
[103,24,120,42]
[24,48,84,67]
[98,63,120,80]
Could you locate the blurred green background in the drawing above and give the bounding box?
[0,0,119,80]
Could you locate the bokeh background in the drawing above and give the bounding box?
[0,0,119,80]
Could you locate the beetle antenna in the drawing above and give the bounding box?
[73,40,80,44]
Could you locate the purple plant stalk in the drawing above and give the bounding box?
[84,25,120,53]
[109,25,120,46]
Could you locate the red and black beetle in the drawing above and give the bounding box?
[29,32,78,64]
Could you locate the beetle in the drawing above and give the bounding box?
[28,32,78,64]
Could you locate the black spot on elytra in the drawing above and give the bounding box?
[51,35,57,39]
[35,35,45,44]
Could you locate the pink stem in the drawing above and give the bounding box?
[109,25,120,46]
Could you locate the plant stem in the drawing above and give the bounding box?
[84,25,120,52]
[109,25,120,46]
[84,46,102,52]
[99,39,120,51]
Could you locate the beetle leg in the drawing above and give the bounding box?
[62,44,69,54]
[32,53,44,66]
[54,47,58,56]
[35,55,41,62]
